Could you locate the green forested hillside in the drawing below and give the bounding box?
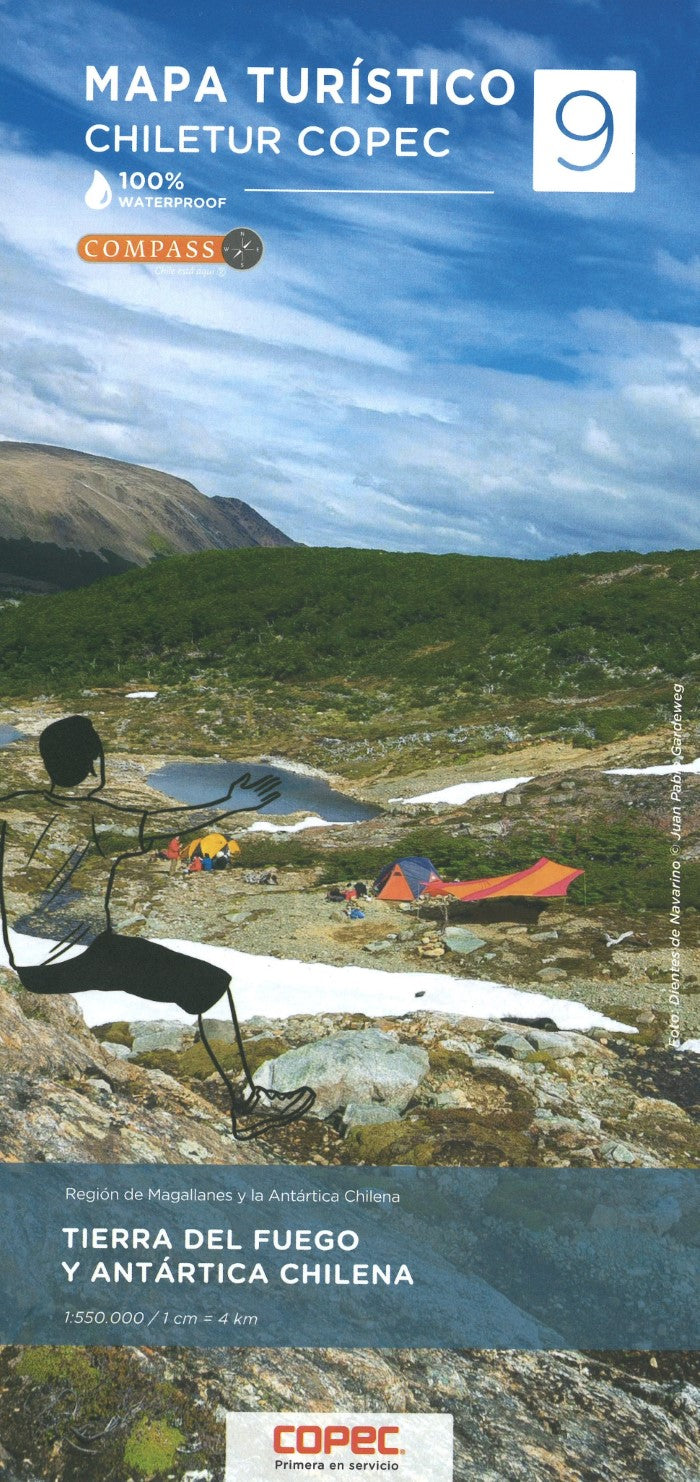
[0,546,697,704]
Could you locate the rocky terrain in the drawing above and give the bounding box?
[0,1342,699,1482]
[0,915,697,1169]
[1,704,698,1167]
[1,707,698,1480]
[0,981,266,1165]
[0,855,697,1477]
[80,1001,696,1169]
[2,699,698,1039]
[0,443,292,592]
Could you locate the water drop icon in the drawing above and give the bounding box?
[85,170,112,209]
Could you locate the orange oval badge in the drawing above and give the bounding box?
[77,235,224,262]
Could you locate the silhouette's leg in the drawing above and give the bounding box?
[198,987,315,1142]
[224,984,316,1135]
[197,1012,243,1138]
[0,823,16,969]
[104,846,145,931]
[226,985,259,1092]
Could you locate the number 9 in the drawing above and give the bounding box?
[556,90,614,172]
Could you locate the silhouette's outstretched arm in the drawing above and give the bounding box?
[86,771,276,821]
[2,773,281,830]
[137,775,282,849]
[139,771,278,816]
[0,786,49,806]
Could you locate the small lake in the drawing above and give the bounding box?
[0,725,25,748]
[148,760,380,824]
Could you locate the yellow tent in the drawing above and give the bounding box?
[182,833,241,860]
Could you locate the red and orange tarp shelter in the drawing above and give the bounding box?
[422,856,583,902]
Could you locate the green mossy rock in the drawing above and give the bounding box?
[525,1050,574,1080]
[600,1004,668,1047]
[3,1344,224,1479]
[123,1416,185,1478]
[16,1347,98,1392]
[93,1019,134,1048]
[134,1034,287,1081]
[342,1105,536,1166]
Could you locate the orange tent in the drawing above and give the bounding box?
[374,857,442,901]
[422,857,583,901]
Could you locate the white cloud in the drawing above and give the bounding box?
[624,382,700,430]
[0,116,697,558]
[656,249,700,291]
[583,420,623,463]
[459,18,561,72]
[0,142,407,370]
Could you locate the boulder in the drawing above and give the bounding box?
[100,1041,131,1060]
[254,1029,429,1119]
[443,927,486,955]
[525,1028,590,1058]
[494,1033,533,1061]
[601,1140,639,1165]
[130,1020,197,1055]
[342,1103,399,1128]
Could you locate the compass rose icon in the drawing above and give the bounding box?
[221,228,264,269]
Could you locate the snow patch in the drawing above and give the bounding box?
[679,1039,700,1054]
[259,755,333,780]
[606,758,700,777]
[391,757,700,808]
[391,776,533,806]
[0,928,631,1036]
[126,690,158,699]
[246,815,354,835]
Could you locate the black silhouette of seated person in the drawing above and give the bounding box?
[0,715,314,1139]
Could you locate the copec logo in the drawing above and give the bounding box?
[225,1410,453,1481]
[274,1422,401,1457]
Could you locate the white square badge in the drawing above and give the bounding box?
[225,1411,454,1482]
[533,70,636,192]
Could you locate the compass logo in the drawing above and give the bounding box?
[221,227,264,269]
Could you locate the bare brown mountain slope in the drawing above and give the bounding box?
[0,442,293,585]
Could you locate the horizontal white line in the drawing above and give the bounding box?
[244,187,495,195]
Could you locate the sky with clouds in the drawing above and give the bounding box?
[0,0,698,557]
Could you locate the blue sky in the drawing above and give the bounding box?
[0,0,697,556]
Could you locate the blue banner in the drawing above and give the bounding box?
[0,1165,697,1350]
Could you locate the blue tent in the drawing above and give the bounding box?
[373,856,442,901]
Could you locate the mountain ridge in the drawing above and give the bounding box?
[0,441,293,590]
